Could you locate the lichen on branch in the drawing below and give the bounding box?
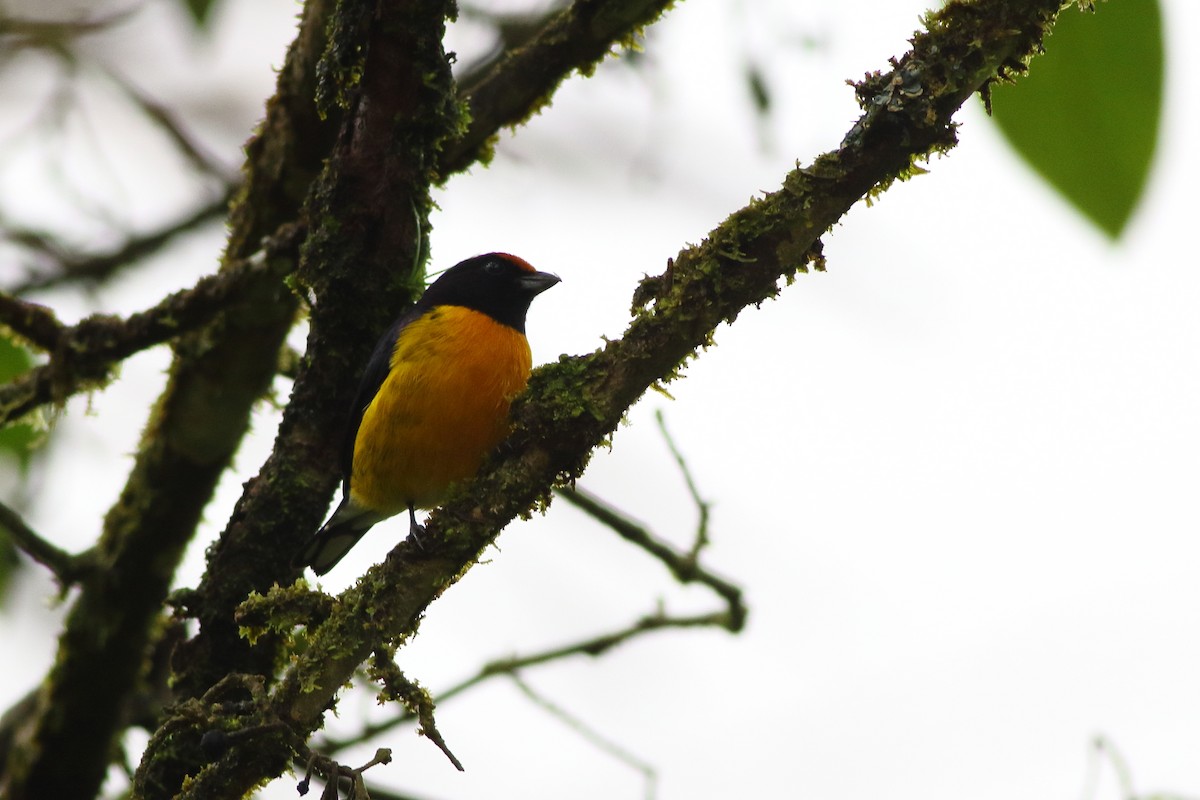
[249,0,1065,794]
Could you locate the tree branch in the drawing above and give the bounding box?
[454,3,568,91]
[0,1,1063,798]
[319,606,741,760]
[440,0,676,175]
[0,499,91,587]
[558,486,746,628]
[367,652,463,772]
[509,674,658,796]
[5,194,232,294]
[157,0,692,756]
[316,424,742,759]
[0,0,340,790]
[103,67,235,183]
[653,409,712,558]
[0,293,63,351]
[0,8,136,51]
[0,223,302,427]
[172,2,1065,796]
[136,0,461,793]
[296,746,396,800]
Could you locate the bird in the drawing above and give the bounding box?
[300,252,560,575]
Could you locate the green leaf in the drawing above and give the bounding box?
[180,0,219,29]
[988,0,1163,239]
[0,333,38,472]
[0,333,37,600]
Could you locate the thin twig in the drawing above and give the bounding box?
[369,650,464,772]
[453,3,567,92]
[102,65,234,182]
[440,0,675,174]
[296,744,395,799]
[1082,735,1200,800]
[7,192,232,294]
[0,221,303,425]
[1096,735,1138,800]
[0,9,137,50]
[475,610,739,675]
[510,674,657,800]
[653,408,711,559]
[320,609,736,753]
[556,486,747,632]
[0,497,91,586]
[0,292,64,351]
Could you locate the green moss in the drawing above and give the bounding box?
[314,0,373,119]
[522,353,606,424]
[235,580,332,646]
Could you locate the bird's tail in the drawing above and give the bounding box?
[299,498,382,575]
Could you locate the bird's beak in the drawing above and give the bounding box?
[520,271,561,295]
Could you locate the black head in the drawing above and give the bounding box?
[417,253,560,332]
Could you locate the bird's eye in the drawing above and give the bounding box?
[483,260,505,275]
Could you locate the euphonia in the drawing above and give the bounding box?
[301,253,560,575]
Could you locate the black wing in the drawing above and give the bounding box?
[337,306,423,495]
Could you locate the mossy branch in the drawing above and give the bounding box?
[0,223,302,427]
[417,0,1065,607]
[135,0,690,758]
[0,1,1068,798]
[134,0,461,794]
[317,607,742,760]
[314,447,741,760]
[440,0,678,175]
[0,0,340,796]
[3,0,695,795]
[170,1,1065,795]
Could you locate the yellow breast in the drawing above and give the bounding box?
[348,306,532,515]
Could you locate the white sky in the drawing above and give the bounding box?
[1,1,1198,799]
